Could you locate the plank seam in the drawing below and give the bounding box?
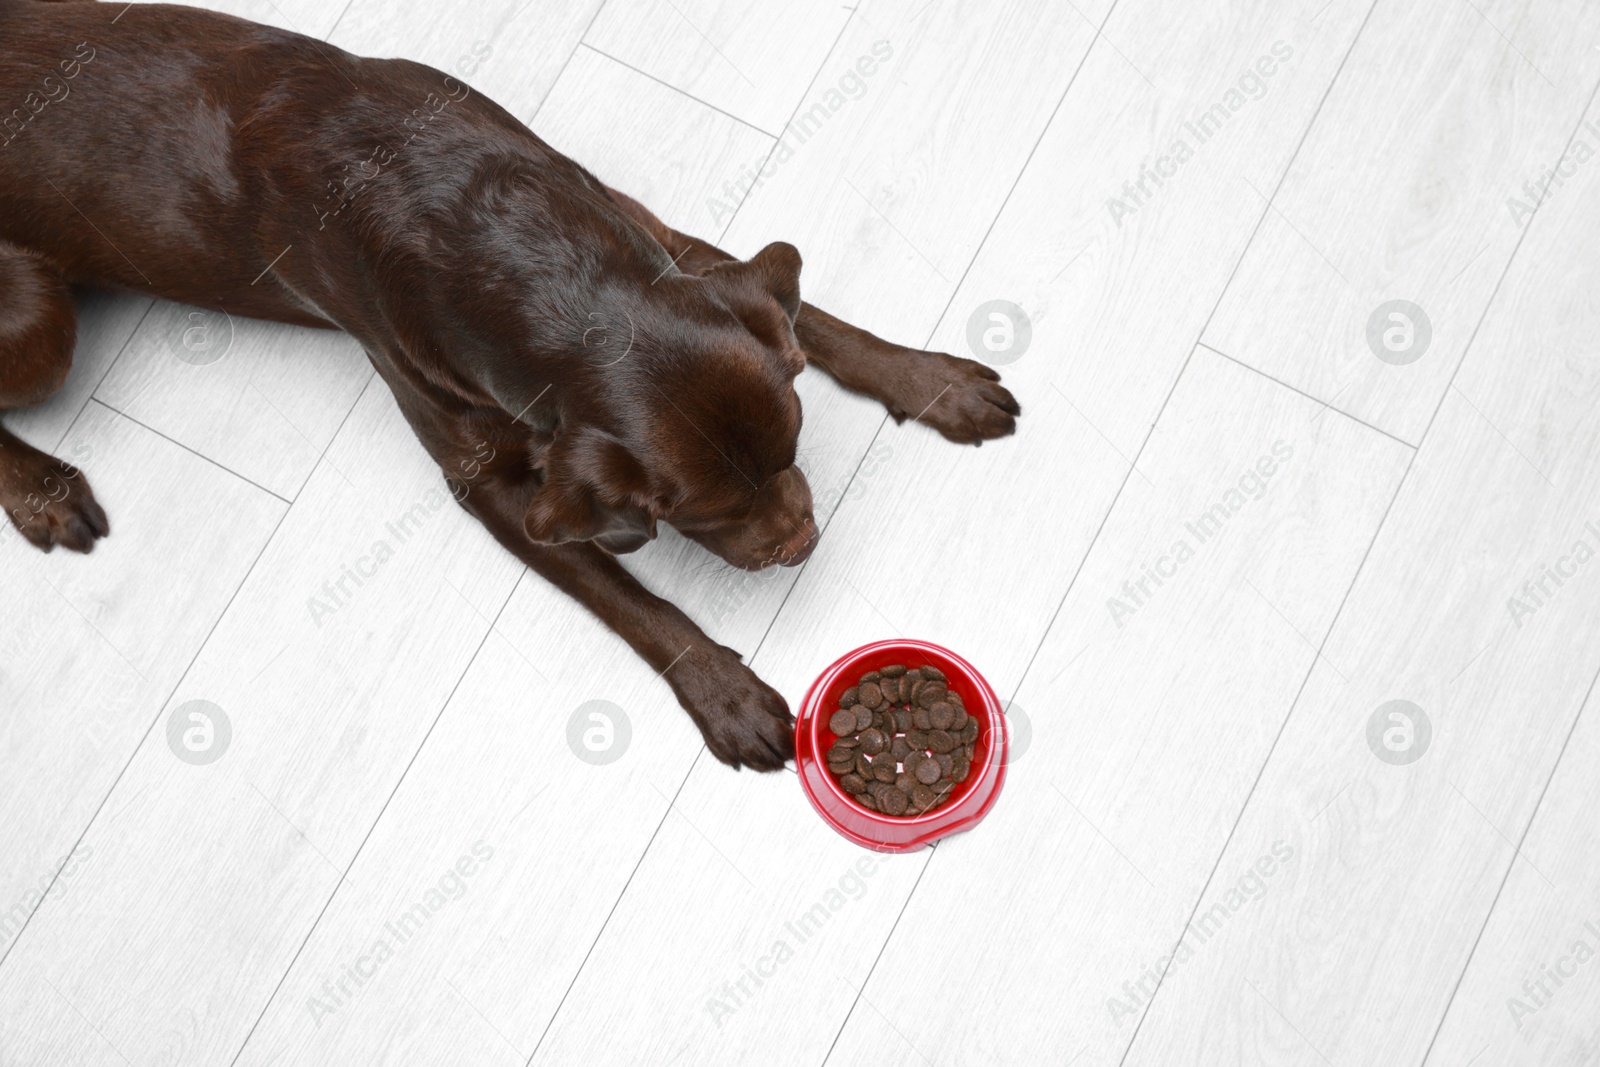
[1197,341,1418,451]
[578,41,784,140]
[87,397,296,506]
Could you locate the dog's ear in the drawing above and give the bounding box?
[524,425,658,553]
[704,242,805,374]
[707,243,800,323]
[743,241,802,324]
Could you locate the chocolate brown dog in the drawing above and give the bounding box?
[0,0,1019,769]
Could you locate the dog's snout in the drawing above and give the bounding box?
[779,519,820,566]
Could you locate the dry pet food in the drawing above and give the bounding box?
[825,663,979,815]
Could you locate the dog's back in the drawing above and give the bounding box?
[0,0,579,326]
[0,2,327,302]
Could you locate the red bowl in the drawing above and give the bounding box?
[796,639,1008,853]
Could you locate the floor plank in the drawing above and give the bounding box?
[585,0,855,135]
[1123,84,1600,1067]
[0,403,285,977]
[1203,0,1600,443]
[0,383,522,1066]
[94,309,371,501]
[1424,683,1600,1067]
[823,349,1409,1066]
[717,0,1106,345]
[227,582,806,1065]
[535,44,774,240]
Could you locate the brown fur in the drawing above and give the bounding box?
[0,0,1019,768]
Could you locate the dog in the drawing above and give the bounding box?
[0,0,1019,770]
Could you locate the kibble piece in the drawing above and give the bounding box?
[890,736,912,762]
[826,744,855,764]
[896,771,916,794]
[855,753,873,778]
[905,729,928,751]
[963,742,975,761]
[929,702,955,730]
[914,755,943,785]
[840,685,860,707]
[859,791,878,811]
[873,758,897,783]
[922,665,946,682]
[951,755,970,782]
[893,709,915,733]
[880,786,909,815]
[946,688,964,708]
[853,705,873,731]
[830,709,856,736]
[911,783,939,809]
[841,772,866,793]
[860,670,881,684]
[912,707,932,731]
[828,762,854,777]
[916,682,947,708]
[927,729,955,754]
[859,728,887,755]
[907,679,926,705]
[880,664,907,678]
[960,719,980,743]
[904,668,924,684]
[858,682,883,709]
[936,752,954,776]
[950,707,969,732]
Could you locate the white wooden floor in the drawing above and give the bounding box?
[3,1,1598,1064]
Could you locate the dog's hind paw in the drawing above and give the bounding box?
[2,455,110,554]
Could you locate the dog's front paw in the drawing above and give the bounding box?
[889,351,1020,445]
[668,644,793,771]
[2,458,110,553]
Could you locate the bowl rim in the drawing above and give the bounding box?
[796,638,1008,850]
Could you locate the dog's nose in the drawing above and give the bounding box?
[779,521,820,566]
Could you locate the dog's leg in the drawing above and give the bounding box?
[788,303,1020,444]
[452,472,794,770]
[605,187,1021,444]
[0,242,109,552]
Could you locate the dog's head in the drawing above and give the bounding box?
[521,242,819,570]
